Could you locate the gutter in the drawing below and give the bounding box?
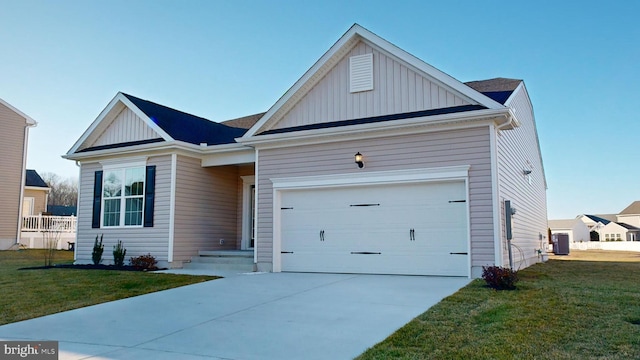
[16,120,37,246]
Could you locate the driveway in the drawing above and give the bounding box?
[0,272,469,359]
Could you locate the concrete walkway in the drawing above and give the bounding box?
[0,272,469,360]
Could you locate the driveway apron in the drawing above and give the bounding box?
[0,272,469,360]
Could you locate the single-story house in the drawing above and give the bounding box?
[600,222,640,242]
[576,214,615,233]
[23,169,50,216]
[548,219,590,244]
[63,24,548,277]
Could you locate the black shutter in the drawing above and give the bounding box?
[92,171,103,228]
[144,165,156,227]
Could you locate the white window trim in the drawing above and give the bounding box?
[100,158,148,228]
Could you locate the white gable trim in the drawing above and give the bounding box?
[0,97,37,126]
[66,92,174,155]
[243,24,505,137]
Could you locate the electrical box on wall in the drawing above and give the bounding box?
[505,200,516,240]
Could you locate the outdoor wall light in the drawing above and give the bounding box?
[355,152,365,168]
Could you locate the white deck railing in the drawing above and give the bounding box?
[22,215,77,233]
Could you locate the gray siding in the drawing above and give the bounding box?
[172,156,240,263]
[0,102,28,246]
[272,41,472,131]
[75,155,172,265]
[496,85,548,269]
[256,126,494,272]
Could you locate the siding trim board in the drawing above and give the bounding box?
[240,108,511,150]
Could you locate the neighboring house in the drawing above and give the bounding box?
[600,222,640,242]
[64,24,548,277]
[576,214,614,234]
[0,97,37,250]
[23,169,50,216]
[548,219,590,244]
[616,201,640,228]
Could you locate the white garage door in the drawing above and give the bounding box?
[280,180,469,276]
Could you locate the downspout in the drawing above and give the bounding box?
[492,110,515,267]
[16,121,37,246]
[74,161,81,261]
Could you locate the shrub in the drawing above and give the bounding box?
[130,253,158,270]
[92,234,104,265]
[113,240,127,267]
[481,265,519,290]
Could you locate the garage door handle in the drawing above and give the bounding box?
[410,228,415,241]
[351,252,382,255]
[320,230,325,241]
[281,251,294,254]
[449,252,468,255]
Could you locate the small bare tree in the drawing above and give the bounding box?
[41,172,78,207]
[42,225,62,266]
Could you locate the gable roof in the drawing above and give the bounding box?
[67,93,248,155]
[580,214,612,225]
[464,78,522,105]
[121,93,247,146]
[0,97,37,126]
[243,23,508,138]
[616,222,640,231]
[548,219,581,230]
[25,169,48,188]
[619,201,640,215]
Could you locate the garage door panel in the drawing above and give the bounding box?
[280,180,469,276]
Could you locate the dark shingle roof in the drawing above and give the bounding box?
[222,112,265,129]
[619,201,640,215]
[258,104,487,136]
[616,222,640,230]
[123,93,247,145]
[583,214,612,225]
[464,78,522,105]
[25,170,48,188]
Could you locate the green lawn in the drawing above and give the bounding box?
[0,250,216,326]
[358,253,640,360]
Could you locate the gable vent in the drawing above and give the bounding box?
[350,53,374,93]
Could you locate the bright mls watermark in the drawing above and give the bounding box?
[0,341,58,359]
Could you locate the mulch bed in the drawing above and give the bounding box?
[19,264,165,272]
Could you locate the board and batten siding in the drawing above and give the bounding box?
[271,40,473,131]
[0,102,29,246]
[75,155,172,265]
[90,107,160,148]
[496,84,548,269]
[172,156,240,264]
[256,126,495,273]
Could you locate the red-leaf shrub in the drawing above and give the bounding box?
[481,265,519,290]
[129,253,158,271]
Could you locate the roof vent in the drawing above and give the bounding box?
[350,53,373,93]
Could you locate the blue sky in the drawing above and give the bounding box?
[1,0,638,219]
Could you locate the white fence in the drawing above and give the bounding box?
[20,215,77,250]
[570,241,640,252]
